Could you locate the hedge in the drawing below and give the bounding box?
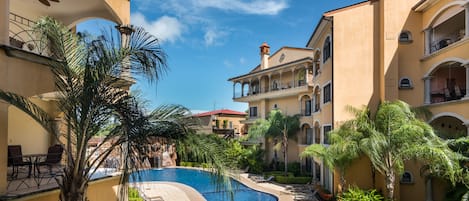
[275,176,311,184]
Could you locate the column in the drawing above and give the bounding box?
[424,28,432,55]
[291,69,295,87]
[241,82,244,97]
[258,76,262,93]
[268,74,272,91]
[425,178,433,201]
[232,83,236,98]
[0,103,9,194]
[0,0,9,45]
[280,72,283,89]
[465,2,469,38]
[423,76,432,104]
[115,25,135,79]
[464,64,469,99]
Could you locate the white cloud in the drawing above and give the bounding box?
[193,0,288,15]
[135,0,288,16]
[131,12,184,43]
[204,28,228,46]
[239,57,246,65]
[224,60,233,68]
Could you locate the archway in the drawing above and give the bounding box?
[427,61,466,103]
[430,115,467,139]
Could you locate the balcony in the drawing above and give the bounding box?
[233,84,311,102]
[425,61,468,104]
[8,13,52,57]
[427,8,467,55]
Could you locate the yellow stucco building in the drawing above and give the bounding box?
[229,0,469,200]
[192,109,247,137]
[0,0,130,199]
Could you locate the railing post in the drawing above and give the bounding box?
[0,0,9,45]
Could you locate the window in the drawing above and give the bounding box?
[305,100,312,116]
[400,171,414,184]
[399,31,412,43]
[399,77,413,89]
[249,107,258,117]
[323,125,332,144]
[323,37,331,62]
[229,121,233,129]
[323,83,331,104]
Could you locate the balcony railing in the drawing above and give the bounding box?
[9,13,52,56]
[234,83,309,99]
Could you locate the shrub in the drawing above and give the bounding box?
[287,162,301,176]
[339,186,384,201]
[179,161,193,167]
[264,171,294,177]
[275,176,311,184]
[128,187,144,201]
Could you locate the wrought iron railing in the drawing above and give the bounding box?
[233,83,309,98]
[9,13,51,56]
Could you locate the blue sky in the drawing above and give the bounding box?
[78,0,363,114]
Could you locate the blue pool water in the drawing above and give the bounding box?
[130,168,278,201]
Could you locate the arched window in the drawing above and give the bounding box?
[398,77,413,89]
[400,171,414,184]
[399,31,412,43]
[323,37,331,63]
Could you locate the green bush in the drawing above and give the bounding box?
[128,187,144,201]
[180,161,193,167]
[264,171,294,177]
[339,187,384,201]
[287,162,301,176]
[275,176,311,184]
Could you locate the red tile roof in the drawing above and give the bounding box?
[193,109,246,117]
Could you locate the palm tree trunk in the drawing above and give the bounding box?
[283,129,288,176]
[339,169,346,194]
[385,170,395,201]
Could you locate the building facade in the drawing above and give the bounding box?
[229,0,469,200]
[0,0,130,198]
[192,109,247,137]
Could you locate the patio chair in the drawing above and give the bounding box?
[34,144,64,187]
[35,144,64,175]
[455,85,462,98]
[7,145,32,178]
[252,175,274,183]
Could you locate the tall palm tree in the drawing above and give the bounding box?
[358,101,463,201]
[0,16,169,201]
[300,120,363,193]
[248,110,300,176]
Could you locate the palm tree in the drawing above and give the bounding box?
[0,16,169,201]
[248,110,300,176]
[358,101,463,201]
[300,120,363,193]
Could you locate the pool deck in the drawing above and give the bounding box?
[236,173,295,201]
[132,167,319,201]
[131,181,206,201]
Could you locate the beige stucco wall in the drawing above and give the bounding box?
[331,0,379,124]
[267,48,313,68]
[15,176,120,201]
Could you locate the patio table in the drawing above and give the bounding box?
[22,153,47,177]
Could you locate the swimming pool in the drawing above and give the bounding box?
[130,168,278,201]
